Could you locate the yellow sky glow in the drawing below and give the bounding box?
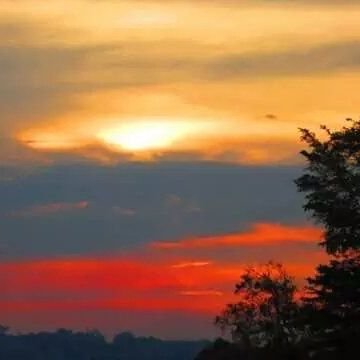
[2,0,360,165]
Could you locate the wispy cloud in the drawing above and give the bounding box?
[209,41,360,78]
[171,261,212,269]
[9,201,89,217]
[151,223,322,249]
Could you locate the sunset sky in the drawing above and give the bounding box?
[1,0,359,339]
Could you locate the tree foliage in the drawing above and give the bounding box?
[295,119,360,356]
[295,119,360,255]
[215,262,299,351]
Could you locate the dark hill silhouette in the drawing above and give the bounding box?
[0,329,209,360]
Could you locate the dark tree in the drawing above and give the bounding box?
[296,119,360,357]
[215,262,300,352]
[295,119,360,255]
[194,338,247,360]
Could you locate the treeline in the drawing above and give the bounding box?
[197,120,360,359]
[0,329,208,360]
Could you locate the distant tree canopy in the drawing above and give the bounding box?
[0,330,208,360]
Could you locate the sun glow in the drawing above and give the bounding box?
[17,117,216,159]
[98,120,198,151]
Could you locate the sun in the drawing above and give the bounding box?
[98,120,195,152]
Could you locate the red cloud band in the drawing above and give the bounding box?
[0,223,325,317]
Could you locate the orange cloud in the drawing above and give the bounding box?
[151,223,322,249]
[9,201,89,217]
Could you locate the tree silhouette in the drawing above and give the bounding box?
[295,119,360,255]
[207,119,360,360]
[295,119,360,357]
[215,262,299,352]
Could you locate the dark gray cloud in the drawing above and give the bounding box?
[0,163,306,260]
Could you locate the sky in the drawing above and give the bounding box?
[0,0,359,339]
